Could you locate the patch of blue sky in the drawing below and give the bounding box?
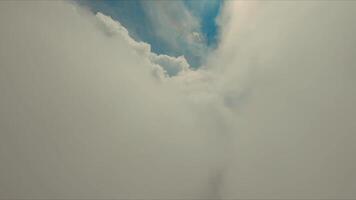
[183,0,222,47]
[77,0,222,68]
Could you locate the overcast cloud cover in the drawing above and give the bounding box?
[1,1,356,199]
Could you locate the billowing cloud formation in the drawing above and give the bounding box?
[1,1,356,199]
[96,12,191,78]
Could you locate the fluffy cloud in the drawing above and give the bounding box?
[0,1,224,199]
[96,12,191,78]
[1,1,356,199]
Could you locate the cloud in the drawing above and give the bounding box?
[141,1,209,67]
[78,0,218,67]
[96,12,191,78]
[76,0,221,68]
[212,1,356,198]
[1,1,356,199]
[0,1,225,199]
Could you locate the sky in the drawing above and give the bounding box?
[79,0,222,68]
[0,1,356,199]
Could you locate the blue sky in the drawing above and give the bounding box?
[78,0,222,68]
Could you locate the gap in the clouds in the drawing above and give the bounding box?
[77,0,222,69]
[183,0,222,48]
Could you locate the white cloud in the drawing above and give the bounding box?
[212,1,356,198]
[141,1,202,48]
[0,1,224,199]
[1,1,356,199]
[96,12,194,78]
[141,1,209,67]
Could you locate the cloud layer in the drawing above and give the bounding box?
[1,1,356,199]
